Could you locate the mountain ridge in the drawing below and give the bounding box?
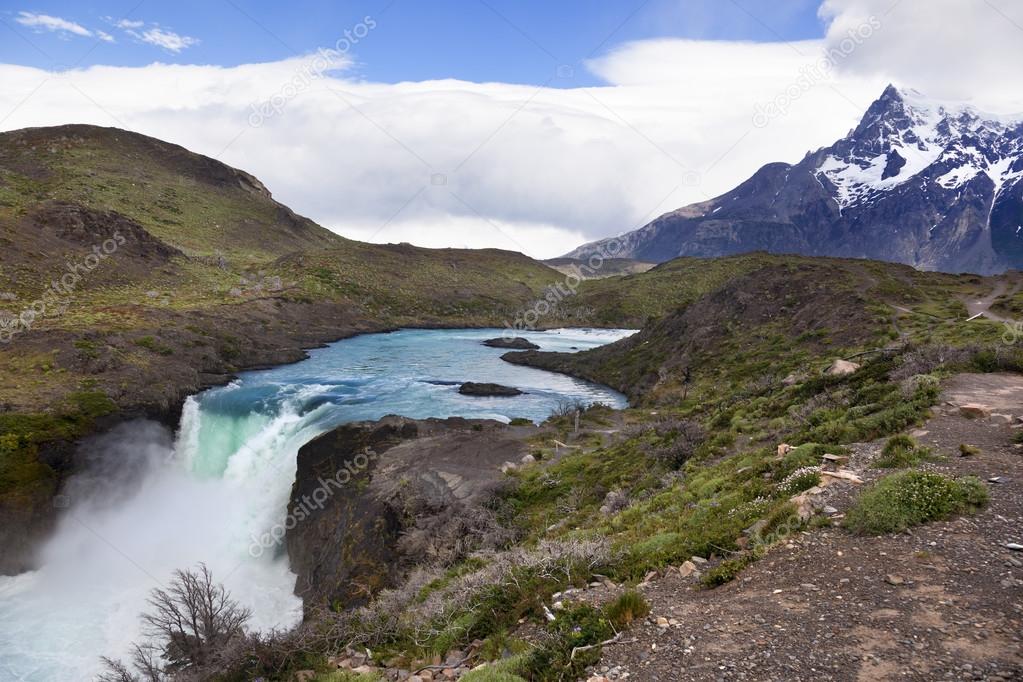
[566,85,1023,275]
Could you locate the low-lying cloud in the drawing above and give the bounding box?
[1,1,1020,258]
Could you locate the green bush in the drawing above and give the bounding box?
[603,590,650,629]
[873,434,931,468]
[520,604,613,681]
[845,471,988,535]
[460,653,531,682]
[700,553,755,588]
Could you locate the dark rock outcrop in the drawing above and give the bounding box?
[458,382,523,397]
[286,416,527,613]
[482,337,540,350]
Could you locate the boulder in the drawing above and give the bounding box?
[679,560,698,577]
[777,443,793,457]
[960,403,991,419]
[482,337,540,350]
[790,485,828,521]
[458,382,523,397]
[826,359,861,376]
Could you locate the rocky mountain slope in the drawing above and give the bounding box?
[566,86,1023,275]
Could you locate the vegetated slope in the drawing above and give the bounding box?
[0,124,569,574]
[192,263,1023,682]
[567,85,1023,275]
[506,254,1004,404]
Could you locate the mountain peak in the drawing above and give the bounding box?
[565,84,1023,275]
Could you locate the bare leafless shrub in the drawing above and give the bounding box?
[890,344,974,383]
[389,477,521,566]
[312,538,613,652]
[550,399,586,419]
[98,564,251,681]
[599,489,629,514]
[649,418,706,468]
[788,391,835,426]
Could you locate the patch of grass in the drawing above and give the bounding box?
[519,603,613,682]
[460,653,531,682]
[845,471,989,535]
[603,590,650,629]
[0,389,115,498]
[700,553,755,588]
[958,443,980,457]
[134,335,174,355]
[873,434,933,468]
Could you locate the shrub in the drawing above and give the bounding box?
[460,653,531,682]
[958,443,980,457]
[873,434,931,468]
[845,471,989,535]
[134,335,173,355]
[776,466,821,496]
[700,553,755,588]
[648,418,707,468]
[603,590,650,629]
[519,604,613,681]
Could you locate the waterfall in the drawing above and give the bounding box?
[0,328,635,681]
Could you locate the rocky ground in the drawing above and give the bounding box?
[581,373,1023,681]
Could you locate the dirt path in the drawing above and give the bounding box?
[586,374,1023,681]
[964,279,1021,324]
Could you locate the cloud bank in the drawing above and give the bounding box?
[1,0,1020,258]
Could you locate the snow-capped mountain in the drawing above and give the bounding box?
[567,85,1023,274]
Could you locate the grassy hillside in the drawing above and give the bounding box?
[0,125,575,570]
[515,254,1013,403]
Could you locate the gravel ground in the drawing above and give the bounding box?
[585,374,1023,682]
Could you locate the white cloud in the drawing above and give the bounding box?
[96,30,115,43]
[109,18,198,53]
[15,11,92,38]
[136,27,199,53]
[0,1,1019,258]
[820,0,1023,111]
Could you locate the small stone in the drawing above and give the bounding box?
[1007,543,1023,551]
[691,556,708,564]
[679,560,698,578]
[656,616,670,627]
[885,574,905,586]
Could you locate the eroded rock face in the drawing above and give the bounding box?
[286,416,527,613]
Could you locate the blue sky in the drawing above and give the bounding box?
[1,0,826,84]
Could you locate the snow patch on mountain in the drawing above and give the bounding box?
[815,87,1023,210]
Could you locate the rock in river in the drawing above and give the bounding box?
[458,382,524,397]
[481,337,540,350]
